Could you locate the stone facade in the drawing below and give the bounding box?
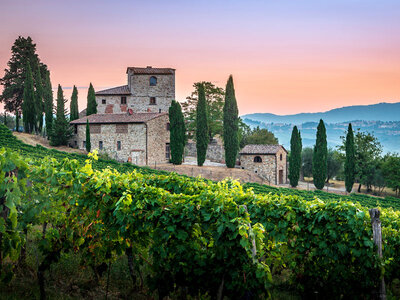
[185,136,225,163]
[239,145,287,185]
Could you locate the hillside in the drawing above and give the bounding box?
[242,102,400,124]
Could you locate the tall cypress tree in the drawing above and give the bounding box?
[70,85,79,121]
[313,119,328,189]
[86,119,91,152]
[344,123,355,193]
[34,63,44,133]
[223,75,239,168]
[196,84,208,166]
[43,70,53,137]
[289,126,302,187]
[49,85,73,146]
[169,100,186,164]
[86,83,97,116]
[22,62,36,133]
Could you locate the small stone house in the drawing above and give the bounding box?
[70,66,174,165]
[239,144,288,185]
[70,113,170,165]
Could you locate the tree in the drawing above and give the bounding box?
[49,85,73,146]
[381,154,400,196]
[302,147,313,178]
[0,36,45,132]
[196,84,208,166]
[43,70,53,137]
[70,85,79,121]
[169,100,186,164]
[312,119,328,189]
[344,123,355,192]
[85,119,91,152]
[289,126,302,187]
[34,63,44,133]
[240,126,278,148]
[223,75,239,168]
[182,81,224,139]
[22,62,36,133]
[86,83,97,116]
[327,149,342,183]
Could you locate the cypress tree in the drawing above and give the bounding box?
[223,75,239,168]
[43,70,53,137]
[70,85,79,121]
[86,119,91,152]
[344,123,355,193]
[289,126,302,187]
[169,100,186,164]
[86,83,97,116]
[196,84,208,166]
[22,62,36,133]
[34,63,44,133]
[49,85,73,146]
[312,119,328,189]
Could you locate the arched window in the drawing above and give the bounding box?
[150,76,157,86]
[254,156,262,163]
[280,154,283,161]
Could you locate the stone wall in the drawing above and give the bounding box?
[240,154,276,184]
[96,95,128,114]
[185,137,225,163]
[147,114,171,165]
[276,147,288,184]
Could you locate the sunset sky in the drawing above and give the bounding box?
[1,0,399,115]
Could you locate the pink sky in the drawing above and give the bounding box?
[0,0,399,115]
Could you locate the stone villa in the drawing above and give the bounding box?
[70,66,174,165]
[239,144,287,184]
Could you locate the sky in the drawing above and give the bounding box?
[0,0,399,115]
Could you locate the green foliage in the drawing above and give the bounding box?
[86,83,97,116]
[382,154,400,196]
[240,126,278,148]
[169,100,186,164]
[22,63,36,133]
[70,85,79,122]
[43,70,53,137]
[223,75,239,168]
[49,85,73,146]
[327,148,342,183]
[288,126,302,187]
[85,119,91,152]
[313,119,327,189]
[34,63,44,133]
[301,147,313,178]
[344,123,355,192]
[196,84,208,166]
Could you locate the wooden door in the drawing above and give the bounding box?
[279,170,283,184]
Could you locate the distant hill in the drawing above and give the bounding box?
[242,102,400,124]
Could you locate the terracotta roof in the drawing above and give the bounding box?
[239,144,287,155]
[70,113,167,125]
[126,66,175,75]
[95,85,131,96]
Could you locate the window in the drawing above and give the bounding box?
[150,97,156,105]
[280,154,283,161]
[166,143,170,160]
[121,96,127,105]
[74,125,78,134]
[116,124,128,133]
[99,141,103,150]
[102,99,106,104]
[74,140,77,147]
[83,141,86,148]
[159,108,162,113]
[150,76,157,86]
[254,156,262,163]
[117,141,121,151]
[166,123,170,131]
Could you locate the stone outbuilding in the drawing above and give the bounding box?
[239,144,288,185]
[70,112,170,166]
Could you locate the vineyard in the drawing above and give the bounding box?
[1,124,400,298]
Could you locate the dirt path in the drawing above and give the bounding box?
[13,132,86,154]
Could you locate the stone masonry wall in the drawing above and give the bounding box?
[147,114,170,166]
[240,154,276,184]
[276,147,288,184]
[96,95,128,114]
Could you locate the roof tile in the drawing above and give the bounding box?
[126,66,175,75]
[239,144,286,155]
[95,85,131,96]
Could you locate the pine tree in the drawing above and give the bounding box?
[223,75,239,168]
[34,63,44,133]
[49,85,73,146]
[70,85,79,121]
[196,84,208,166]
[86,119,91,152]
[43,70,53,137]
[86,83,97,116]
[289,126,302,187]
[344,123,355,193]
[169,100,186,164]
[22,62,36,133]
[313,119,328,189]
